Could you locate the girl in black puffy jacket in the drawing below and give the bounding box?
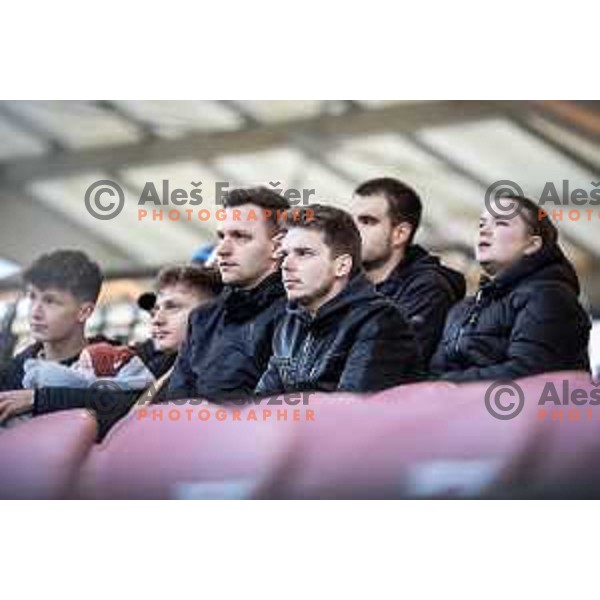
[430,195,591,382]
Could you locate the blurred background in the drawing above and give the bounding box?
[0,100,598,370]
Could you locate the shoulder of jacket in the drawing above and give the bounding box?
[510,279,582,315]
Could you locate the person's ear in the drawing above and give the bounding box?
[271,230,286,261]
[391,222,412,248]
[524,235,543,256]
[334,254,353,279]
[77,302,95,323]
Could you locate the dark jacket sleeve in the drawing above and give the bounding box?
[34,386,139,416]
[0,357,25,392]
[436,284,591,383]
[338,307,423,392]
[393,273,461,364]
[34,386,140,441]
[166,321,197,399]
[255,356,286,397]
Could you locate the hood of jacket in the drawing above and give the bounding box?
[379,244,466,301]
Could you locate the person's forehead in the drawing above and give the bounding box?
[156,284,199,305]
[26,284,72,298]
[351,193,389,217]
[217,207,269,235]
[479,209,520,222]
[283,227,325,248]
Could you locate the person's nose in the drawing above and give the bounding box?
[217,237,232,257]
[29,299,44,321]
[479,221,493,238]
[282,254,295,273]
[151,308,166,327]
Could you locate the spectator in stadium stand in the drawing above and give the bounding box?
[0,250,106,394]
[350,177,466,364]
[167,187,290,402]
[255,204,422,396]
[430,195,591,381]
[0,264,221,437]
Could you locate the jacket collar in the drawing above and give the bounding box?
[288,273,376,327]
[378,244,429,287]
[479,244,580,298]
[222,271,285,322]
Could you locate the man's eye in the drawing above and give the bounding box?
[359,217,376,225]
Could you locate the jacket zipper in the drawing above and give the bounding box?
[453,290,483,356]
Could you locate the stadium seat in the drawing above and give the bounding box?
[256,372,599,499]
[75,403,295,499]
[0,410,97,499]
[1,373,598,499]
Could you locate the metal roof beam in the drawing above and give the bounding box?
[0,101,501,188]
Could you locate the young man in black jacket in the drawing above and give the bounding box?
[351,177,466,363]
[167,187,290,402]
[256,204,422,396]
[430,196,591,381]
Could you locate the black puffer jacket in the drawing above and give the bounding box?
[168,272,287,401]
[256,274,423,395]
[376,244,466,363]
[430,245,591,382]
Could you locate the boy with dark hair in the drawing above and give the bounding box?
[351,177,466,363]
[256,204,422,395]
[0,250,104,392]
[167,186,290,401]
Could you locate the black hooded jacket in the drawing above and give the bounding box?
[376,245,466,363]
[430,245,591,382]
[167,272,287,401]
[255,274,423,395]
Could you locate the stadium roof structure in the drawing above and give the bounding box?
[0,100,599,308]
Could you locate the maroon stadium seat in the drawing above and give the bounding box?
[75,403,296,499]
[2,373,597,499]
[256,372,599,498]
[0,410,97,499]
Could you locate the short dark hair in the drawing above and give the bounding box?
[22,249,103,303]
[354,177,422,244]
[223,186,290,232]
[507,195,558,248]
[286,204,362,276]
[156,264,223,297]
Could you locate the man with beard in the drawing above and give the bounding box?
[350,177,466,364]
